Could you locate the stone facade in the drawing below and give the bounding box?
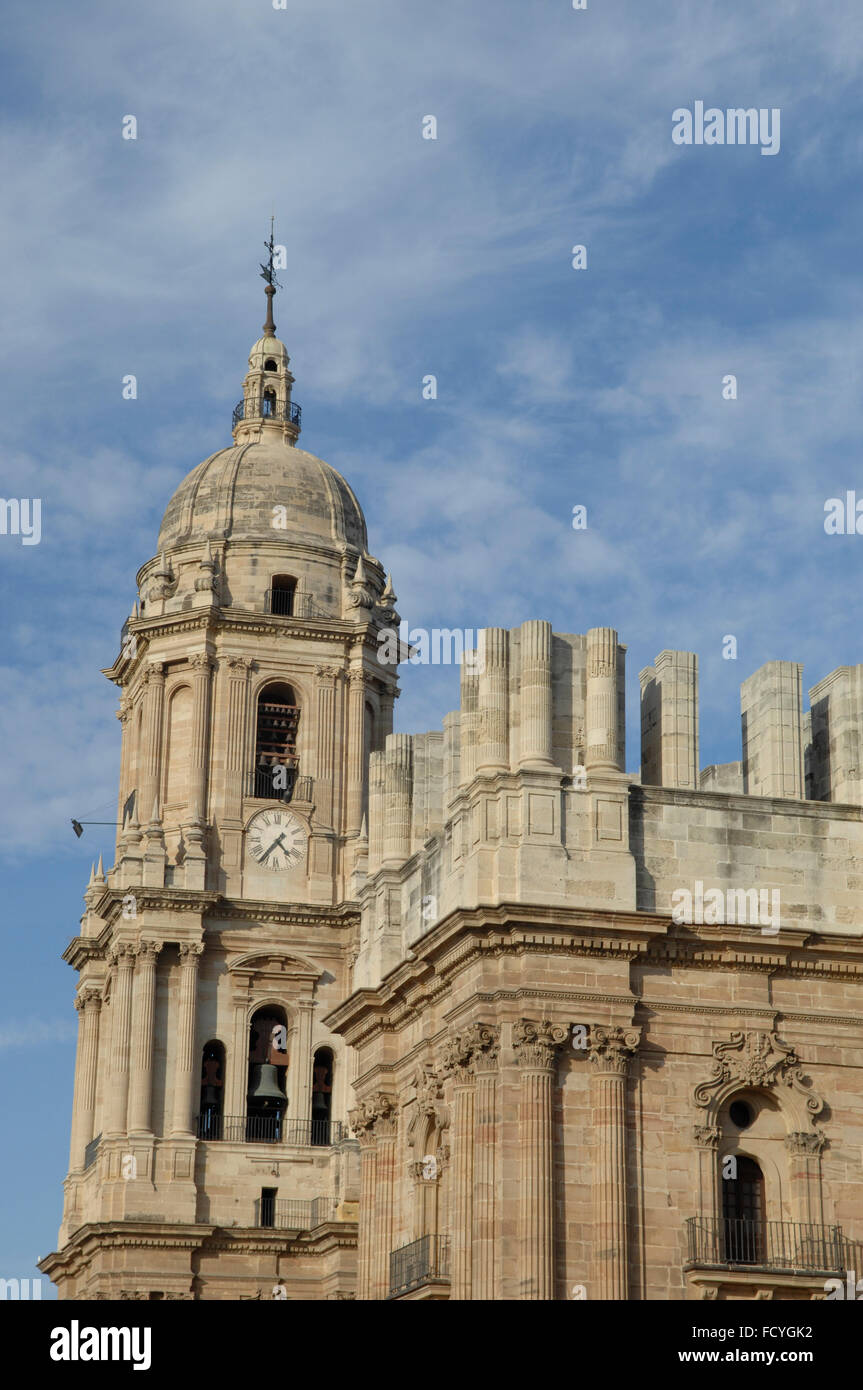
[41,298,863,1302]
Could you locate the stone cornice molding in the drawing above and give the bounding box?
[694,1029,825,1130]
[512,1018,569,1070]
[588,1024,642,1075]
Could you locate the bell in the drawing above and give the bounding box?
[248,1063,286,1107]
[201,1085,220,1108]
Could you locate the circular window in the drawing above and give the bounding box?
[729,1099,753,1129]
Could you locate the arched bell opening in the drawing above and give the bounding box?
[311,1047,334,1146]
[198,1040,225,1139]
[253,681,300,800]
[247,1005,289,1141]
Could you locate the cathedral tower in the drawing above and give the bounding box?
[44,262,399,1299]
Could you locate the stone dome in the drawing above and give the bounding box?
[157,438,368,552]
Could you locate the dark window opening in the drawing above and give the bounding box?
[261,1187,277,1228]
[198,1040,225,1140]
[311,1048,334,1146]
[722,1155,765,1264]
[262,388,277,417]
[247,1006,288,1140]
[254,683,300,799]
[264,358,278,372]
[269,575,296,618]
[729,1099,753,1130]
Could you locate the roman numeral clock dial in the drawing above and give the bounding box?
[246,808,307,872]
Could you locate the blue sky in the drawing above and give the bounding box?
[2,0,863,1290]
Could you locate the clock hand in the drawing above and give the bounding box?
[261,832,287,861]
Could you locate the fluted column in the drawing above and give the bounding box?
[287,998,314,1127]
[589,1025,640,1299]
[115,698,133,858]
[188,654,213,816]
[351,1093,397,1300]
[585,627,621,772]
[225,988,250,1120]
[138,663,166,818]
[442,711,461,809]
[346,670,366,836]
[476,628,509,773]
[171,943,203,1136]
[314,665,339,828]
[459,661,479,786]
[69,986,102,1170]
[513,1019,568,1299]
[352,1124,378,1300]
[224,656,253,818]
[785,1131,826,1226]
[473,1045,499,1300]
[442,1023,500,1302]
[368,750,385,872]
[372,1105,398,1300]
[382,733,412,865]
[106,944,137,1137]
[127,940,163,1135]
[518,620,554,768]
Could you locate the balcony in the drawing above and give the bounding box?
[232,398,302,430]
[195,1114,343,1146]
[247,766,312,803]
[388,1235,451,1300]
[255,1196,338,1230]
[686,1217,846,1280]
[264,589,334,622]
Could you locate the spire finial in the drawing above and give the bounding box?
[260,217,282,338]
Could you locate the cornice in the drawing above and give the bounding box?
[631,780,863,824]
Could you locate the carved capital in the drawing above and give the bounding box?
[189,653,214,672]
[512,1018,569,1070]
[785,1130,826,1156]
[108,942,138,968]
[315,664,341,682]
[693,1124,720,1150]
[178,942,204,965]
[350,1091,397,1141]
[74,986,103,1014]
[441,1023,500,1080]
[226,655,255,672]
[588,1025,642,1075]
[140,662,164,686]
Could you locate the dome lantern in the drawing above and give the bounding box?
[232,222,301,445]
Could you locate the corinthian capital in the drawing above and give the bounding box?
[512,1019,569,1070]
[588,1025,641,1075]
[441,1023,500,1080]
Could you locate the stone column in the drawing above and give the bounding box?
[69,987,102,1170]
[367,750,385,872]
[459,660,479,786]
[171,943,203,1137]
[287,998,315,1131]
[226,988,251,1122]
[138,663,166,819]
[741,660,804,798]
[127,941,163,1136]
[513,1019,568,1299]
[115,698,133,859]
[586,628,621,773]
[106,944,137,1137]
[377,688,396,747]
[693,1124,720,1257]
[224,656,253,818]
[372,1101,398,1300]
[443,1023,500,1302]
[473,1044,499,1300]
[640,651,699,789]
[382,734,412,866]
[314,666,339,828]
[352,1121,378,1301]
[476,628,509,773]
[345,670,366,836]
[588,1025,640,1300]
[442,711,461,810]
[188,654,213,816]
[518,620,554,769]
[786,1131,826,1226]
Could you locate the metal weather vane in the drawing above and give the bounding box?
[259,216,283,291]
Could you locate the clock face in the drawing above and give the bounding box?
[246,809,307,872]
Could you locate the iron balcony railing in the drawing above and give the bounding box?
[388,1234,451,1297]
[83,1133,101,1170]
[256,1196,338,1230]
[685,1217,845,1274]
[195,1113,343,1146]
[264,590,333,621]
[232,398,302,430]
[247,767,312,803]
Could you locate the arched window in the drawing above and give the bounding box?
[247,1005,288,1141]
[722,1154,765,1264]
[262,387,277,418]
[269,574,296,618]
[264,358,278,372]
[311,1048,334,1145]
[253,682,300,799]
[198,1040,225,1139]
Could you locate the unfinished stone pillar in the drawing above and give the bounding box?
[442,711,461,809]
[741,661,804,798]
[513,1019,568,1299]
[518,620,554,769]
[586,628,621,773]
[476,629,510,773]
[589,1025,640,1299]
[459,660,479,785]
[127,941,162,1136]
[382,733,413,865]
[368,750,385,871]
[171,943,203,1137]
[640,650,699,788]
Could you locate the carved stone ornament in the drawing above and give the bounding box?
[349,1091,397,1140]
[692,1124,720,1150]
[440,1023,500,1080]
[588,1025,642,1075]
[694,1030,825,1121]
[785,1130,827,1156]
[512,1019,570,1070]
